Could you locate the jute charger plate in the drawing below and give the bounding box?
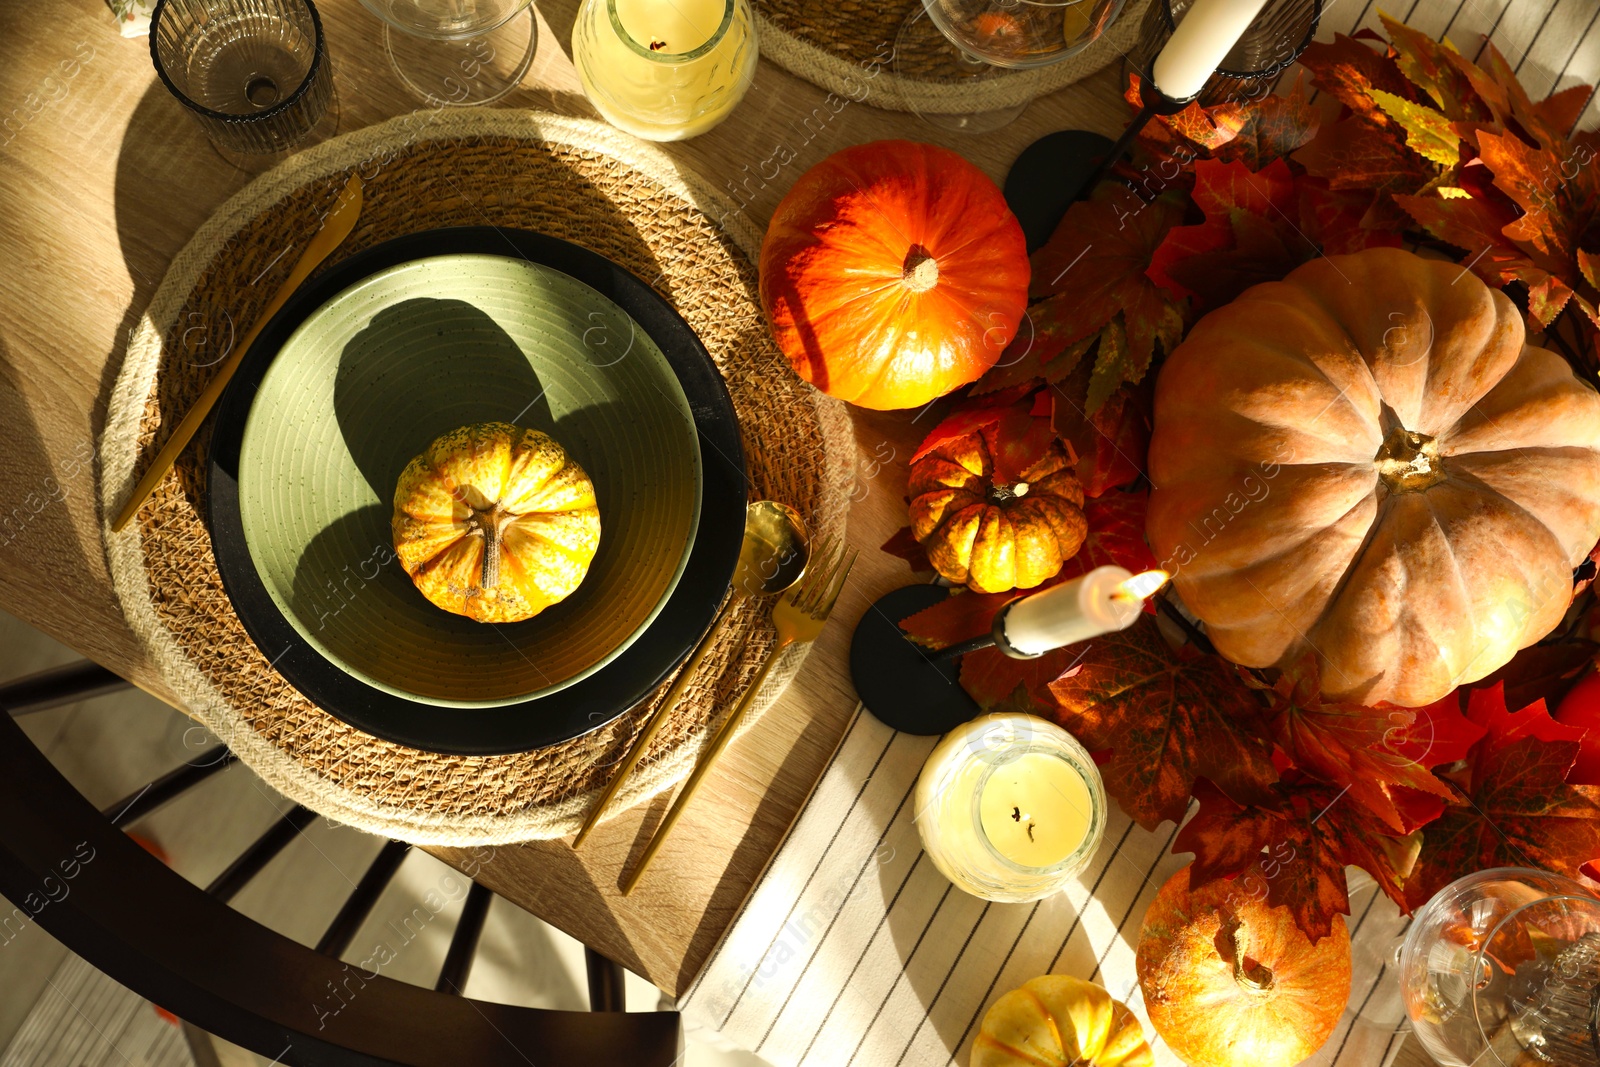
[101,110,855,846]
[755,0,1150,114]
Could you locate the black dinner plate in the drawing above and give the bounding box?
[207,226,747,755]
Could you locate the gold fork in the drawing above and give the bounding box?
[620,538,857,895]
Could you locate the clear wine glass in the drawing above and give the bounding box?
[1401,867,1600,1067]
[892,0,1129,133]
[357,0,538,106]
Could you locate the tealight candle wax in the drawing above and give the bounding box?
[914,714,1106,903]
[573,0,758,141]
[1151,0,1270,99]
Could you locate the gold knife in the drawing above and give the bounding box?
[111,173,364,534]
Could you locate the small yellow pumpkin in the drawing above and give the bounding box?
[909,420,1088,595]
[392,422,601,624]
[972,974,1154,1067]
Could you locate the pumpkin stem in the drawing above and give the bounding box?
[902,245,940,293]
[1219,913,1275,995]
[986,481,1030,505]
[471,503,509,592]
[1374,426,1447,493]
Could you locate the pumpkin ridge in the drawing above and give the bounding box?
[1189,479,1376,593]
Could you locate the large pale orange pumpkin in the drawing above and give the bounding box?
[759,140,1030,411]
[972,974,1154,1067]
[909,420,1087,594]
[392,423,601,624]
[1147,248,1600,707]
[1137,866,1351,1067]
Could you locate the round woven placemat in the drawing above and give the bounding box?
[101,110,855,846]
[755,0,1150,113]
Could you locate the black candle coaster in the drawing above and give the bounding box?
[851,585,982,736]
[1003,129,1115,253]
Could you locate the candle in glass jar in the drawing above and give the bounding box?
[573,0,758,141]
[978,751,1094,867]
[998,566,1168,656]
[914,714,1106,903]
[1151,0,1270,99]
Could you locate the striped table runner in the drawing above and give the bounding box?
[678,1,1600,1064]
[678,712,1411,1066]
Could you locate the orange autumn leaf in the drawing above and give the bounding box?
[1048,615,1277,829]
[1405,685,1600,911]
[1147,158,1317,309]
[1269,671,1482,834]
[1175,777,1421,943]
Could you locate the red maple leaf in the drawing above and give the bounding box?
[1175,777,1420,943]
[1211,80,1320,170]
[1295,113,1438,197]
[1298,32,1418,125]
[1380,13,1487,120]
[1147,158,1317,308]
[1056,488,1157,581]
[911,399,1019,464]
[1124,74,1249,166]
[1048,360,1151,497]
[1027,183,1187,411]
[1269,671,1480,834]
[1405,685,1600,911]
[1047,615,1277,829]
[880,526,931,573]
[1296,177,1406,255]
[1476,642,1600,718]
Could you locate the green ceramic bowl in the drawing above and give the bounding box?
[236,254,702,707]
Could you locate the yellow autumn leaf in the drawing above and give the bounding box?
[1368,88,1461,167]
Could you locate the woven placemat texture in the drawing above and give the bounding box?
[101,110,855,846]
[755,0,1150,113]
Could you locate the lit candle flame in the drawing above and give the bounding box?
[1111,569,1170,602]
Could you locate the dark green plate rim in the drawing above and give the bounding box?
[207,226,747,756]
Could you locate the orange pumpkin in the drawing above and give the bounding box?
[1137,866,1351,1067]
[759,140,1030,411]
[909,419,1086,594]
[392,422,601,624]
[1147,248,1600,707]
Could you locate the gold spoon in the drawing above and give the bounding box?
[572,500,809,849]
[111,173,364,534]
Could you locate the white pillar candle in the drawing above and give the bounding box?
[999,565,1167,656]
[1151,0,1271,99]
[573,0,758,141]
[914,714,1106,903]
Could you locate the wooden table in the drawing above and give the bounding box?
[0,3,1432,1063]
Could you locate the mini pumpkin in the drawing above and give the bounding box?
[1147,247,1600,707]
[909,418,1087,594]
[392,422,601,624]
[972,974,1154,1067]
[759,140,1030,411]
[1136,866,1351,1067]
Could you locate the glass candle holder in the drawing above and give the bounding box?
[1126,0,1320,107]
[573,0,758,142]
[914,713,1106,903]
[150,0,333,155]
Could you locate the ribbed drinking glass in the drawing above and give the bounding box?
[150,0,333,155]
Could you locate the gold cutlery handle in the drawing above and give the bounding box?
[621,636,791,895]
[572,596,738,849]
[111,175,363,534]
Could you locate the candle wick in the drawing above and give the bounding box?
[1011,806,1021,822]
[649,38,668,50]
[1027,822,1036,842]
